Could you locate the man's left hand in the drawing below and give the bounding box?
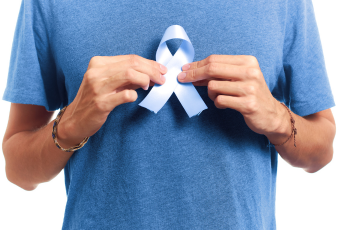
[177,54,289,137]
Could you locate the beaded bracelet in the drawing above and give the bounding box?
[52,105,89,152]
[271,102,297,147]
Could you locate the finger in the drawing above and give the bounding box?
[113,84,144,93]
[125,54,168,75]
[206,80,232,101]
[214,95,256,115]
[88,55,128,67]
[208,80,253,98]
[106,89,139,110]
[93,57,165,86]
[114,56,166,85]
[90,54,167,73]
[111,79,155,91]
[85,57,157,83]
[87,55,167,84]
[208,88,218,101]
[214,95,240,110]
[192,78,229,87]
[99,69,150,95]
[181,54,259,72]
[178,63,249,83]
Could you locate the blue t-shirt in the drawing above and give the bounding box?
[3,0,335,229]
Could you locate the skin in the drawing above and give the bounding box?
[178,54,336,173]
[2,54,167,191]
[2,54,335,191]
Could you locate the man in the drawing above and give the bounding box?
[2,0,336,229]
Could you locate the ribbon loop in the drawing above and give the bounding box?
[139,25,207,118]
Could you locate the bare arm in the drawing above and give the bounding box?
[2,55,168,191]
[178,54,336,173]
[2,104,75,191]
[267,107,336,173]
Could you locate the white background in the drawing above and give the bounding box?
[0,1,359,229]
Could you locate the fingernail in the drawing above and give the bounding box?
[182,64,190,71]
[160,64,167,73]
[160,74,166,83]
[143,84,149,90]
[178,72,186,80]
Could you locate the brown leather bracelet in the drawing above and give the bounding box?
[52,105,89,152]
[271,102,297,147]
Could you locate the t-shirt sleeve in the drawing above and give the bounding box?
[2,0,62,112]
[282,0,335,117]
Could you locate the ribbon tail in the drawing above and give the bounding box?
[174,82,208,118]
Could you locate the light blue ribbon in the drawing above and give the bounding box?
[139,25,208,118]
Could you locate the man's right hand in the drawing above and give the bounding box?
[57,54,167,148]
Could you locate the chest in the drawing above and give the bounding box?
[50,0,286,101]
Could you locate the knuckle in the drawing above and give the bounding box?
[245,85,256,95]
[246,67,261,79]
[206,63,218,76]
[129,55,140,67]
[244,98,258,114]
[84,69,96,80]
[208,80,217,91]
[232,81,240,88]
[122,90,132,102]
[193,60,199,69]
[125,69,135,81]
[123,90,138,102]
[234,83,243,93]
[207,54,218,63]
[84,69,101,85]
[187,69,195,81]
[132,91,139,102]
[247,55,258,66]
[128,54,138,60]
[89,56,101,66]
[214,95,225,108]
[153,61,161,70]
[89,82,100,95]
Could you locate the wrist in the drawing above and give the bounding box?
[56,112,85,149]
[265,101,292,145]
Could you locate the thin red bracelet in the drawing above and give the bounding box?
[271,103,297,147]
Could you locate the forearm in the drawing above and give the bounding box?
[175,54,336,172]
[3,56,166,191]
[266,107,336,173]
[3,116,79,191]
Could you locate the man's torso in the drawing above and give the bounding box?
[39,0,288,229]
